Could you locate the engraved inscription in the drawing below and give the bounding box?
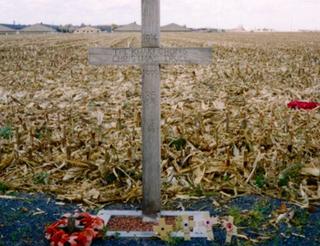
[89,48,212,65]
[112,49,130,63]
[111,48,188,64]
[142,34,159,44]
[159,49,188,63]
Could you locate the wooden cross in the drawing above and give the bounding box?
[89,0,212,219]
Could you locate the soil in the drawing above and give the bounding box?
[0,193,319,246]
[107,216,176,232]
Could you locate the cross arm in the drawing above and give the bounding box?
[89,48,212,65]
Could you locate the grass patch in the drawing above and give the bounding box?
[291,208,309,227]
[228,199,271,228]
[169,137,187,151]
[244,209,266,228]
[255,167,267,188]
[34,127,52,140]
[101,226,109,240]
[255,173,266,188]
[278,164,303,187]
[33,172,50,185]
[0,182,9,194]
[244,199,271,227]
[165,236,184,246]
[228,207,242,225]
[0,125,13,139]
[188,184,217,197]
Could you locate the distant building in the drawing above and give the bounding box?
[74,26,101,34]
[193,28,225,33]
[161,23,191,32]
[21,24,57,34]
[252,28,274,32]
[227,25,247,32]
[298,29,320,33]
[0,24,17,35]
[114,22,141,32]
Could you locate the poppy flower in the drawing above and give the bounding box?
[288,100,320,110]
[45,213,104,246]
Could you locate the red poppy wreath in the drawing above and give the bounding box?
[287,100,320,110]
[45,212,105,246]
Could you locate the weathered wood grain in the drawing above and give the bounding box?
[142,0,160,48]
[141,0,161,218]
[141,64,161,217]
[88,0,213,219]
[89,48,212,65]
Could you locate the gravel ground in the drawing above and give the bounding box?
[0,193,319,246]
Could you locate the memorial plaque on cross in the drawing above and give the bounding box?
[89,0,212,219]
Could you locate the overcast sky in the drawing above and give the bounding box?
[1,0,319,31]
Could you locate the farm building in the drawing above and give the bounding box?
[96,25,112,32]
[253,28,275,32]
[0,24,17,35]
[21,24,57,34]
[161,23,191,32]
[74,26,101,34]
[227,25,247,32]
[114,22,141,32]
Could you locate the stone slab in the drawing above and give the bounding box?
[97,210,210,238]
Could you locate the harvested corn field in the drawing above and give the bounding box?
[0,33,319,207]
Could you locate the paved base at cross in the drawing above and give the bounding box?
[0,193,319,246]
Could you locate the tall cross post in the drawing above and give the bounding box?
[89,0,212,219]
[141,0,161,218]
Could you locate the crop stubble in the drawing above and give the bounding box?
[0,32,319,207]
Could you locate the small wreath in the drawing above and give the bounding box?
[45,212,105,246]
